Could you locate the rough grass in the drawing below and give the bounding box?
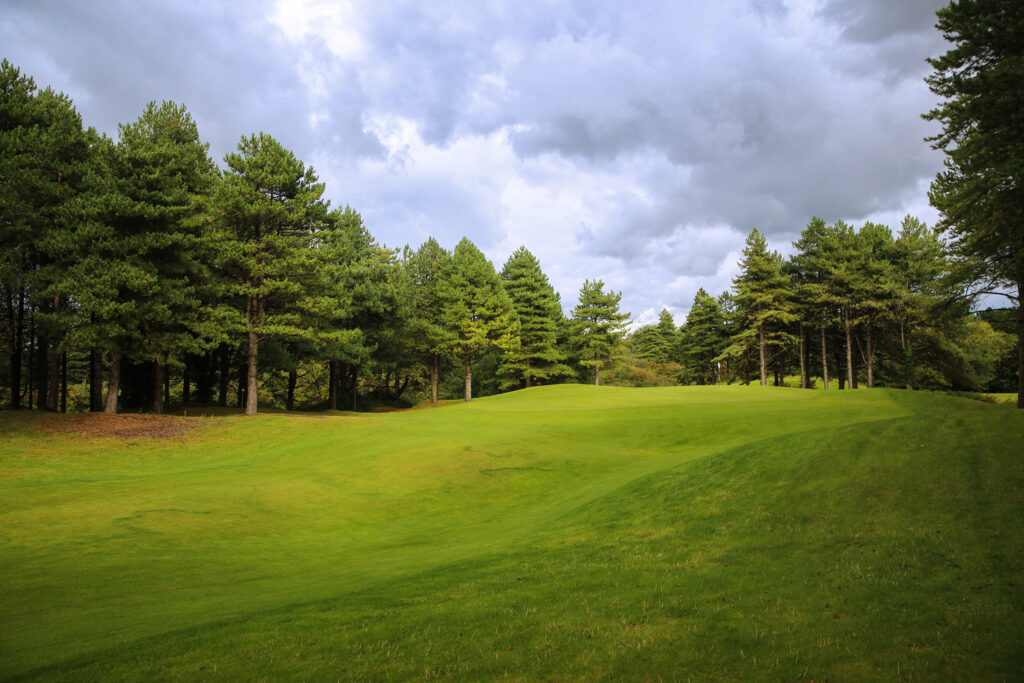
[0,385,1021,680]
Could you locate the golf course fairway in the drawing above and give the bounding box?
[1,385,1021,680]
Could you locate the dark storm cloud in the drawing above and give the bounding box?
[1,0,950,302]
[819,0,946,43]
[468,0,945,258]
[0,0,381,165]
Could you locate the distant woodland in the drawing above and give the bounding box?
[0,44,1019,413]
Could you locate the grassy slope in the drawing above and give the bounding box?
[0,385,1021,680]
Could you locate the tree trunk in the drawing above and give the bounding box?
[820,316,829,390]
[1017,279,1023,409]
[464,357,472,402]
[287,369,297,411]
[245,327,258,416]
[351,367,357,411]
[866,322,874,389]
[844,307,854,390]
[594,360,600,386]
[833,329,845,390]
[90,349,103,411]
[392,372,409,407]
[524,358,532,389]
[27,311,35,409]
[236,363,245,408]
[799,324,807,389]
[430,354,439,406]
[758,324,767,387]
[46,342,60,412]
[9,288,24,409]
[182,362,191,407]
[195,352,213,405]
[105,351,120,414]
[329,360,339,410]
[153,356,164,414]
[218,344,230,406]
[60,351,67,413]
[45,296,60,412]
[900,320,913,390]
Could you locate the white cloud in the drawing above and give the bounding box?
[2,0,950,323]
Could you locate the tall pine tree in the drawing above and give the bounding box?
[215,133,330,415]
[572,279,630,386]
[924,0,1024,407]
[442,238,519,402]
[723,228,796,386]
[498,247,572,389]
[680,289,727,384]
[408,238,455,405]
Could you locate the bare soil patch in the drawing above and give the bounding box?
[13,412,199,439]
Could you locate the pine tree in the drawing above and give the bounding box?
[680,289,727,384]
[442,238,519,402]
[408,238,455,405]
[106,101,218,412]
[924,0,1024,407]
[307,207,382,410]
[572,279,630,386]
[655,308,681,359]
[722,229,796,386]
[630,325,668,363]
[850,223,900,388]
[215,133,330,415]
[891,216,949,390]
[1,61,92,410]
[498,247,572,388]
[630,309,680,365]
[790,218,852,390]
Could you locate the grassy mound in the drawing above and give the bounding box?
[1,386,1021,680]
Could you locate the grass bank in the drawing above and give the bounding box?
[1,385,1021,679]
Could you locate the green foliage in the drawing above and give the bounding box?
[105,102,219,364]
[679,289,727,384]
[571,279,630,385]
[405,238,456,403]
[442,238,519,400]
[407,238,454,358]
[630,309,680,365]
[924,0,1024,407]
[0,60,93,409]
[498,247,573,388]
[215,132,331,413]
[720,228,796,385]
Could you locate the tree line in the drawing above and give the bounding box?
[624,221,1015,393]
[3,0,1022,416]
[0,60,638,414]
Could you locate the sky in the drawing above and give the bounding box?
[1,0,950,326]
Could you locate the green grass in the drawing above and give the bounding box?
[1,385,1021,680]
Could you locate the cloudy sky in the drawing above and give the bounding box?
[1,0,949,325]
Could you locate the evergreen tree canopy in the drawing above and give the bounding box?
[407,237,456,404]
[104,101,219,412]
[924,0,1024,407]
[630,309,679,365]
[498,246,572,388]
[442,238,519,401]
[721,228,796,386]
[216,132,331,414]
[0,61,93,409]
[680,289,727,384]
[572,279,630,385]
